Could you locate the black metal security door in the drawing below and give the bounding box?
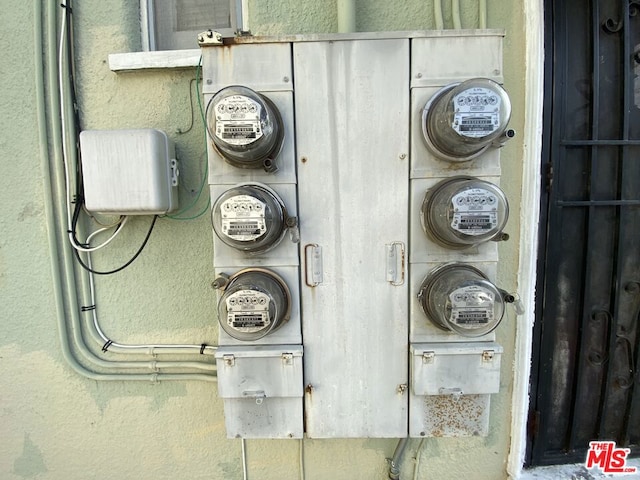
[528,0,640,467]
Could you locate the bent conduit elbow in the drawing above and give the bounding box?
[41,1,216,382]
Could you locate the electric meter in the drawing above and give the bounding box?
[212,183,296,254]
[417,264,506,337]
[421,176,509,249]
[213,268,291,341]
[422,78,513,162]
[206,86,284,172]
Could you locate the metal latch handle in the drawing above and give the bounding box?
[243,390,266,405]
[386,241,405,286]
[439,387,463,401]
[304,243,323,287]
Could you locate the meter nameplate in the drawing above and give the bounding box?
[452,87,501,138]
[449,286,495,328]
[214,95,264,146]
[226,289,271,333]
[220,195,267,241]
[451,188,498,236]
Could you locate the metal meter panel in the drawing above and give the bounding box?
[410,342,503,396]
[215,266,301,346]
[215,345,303,438]
[409,342,501,438]
[410,178,500,264]
[201,43,292,94]
[206,91,297,184]
[410,33,503,88]
[210,184,299,267]
[410,262,498,344]
[294,39,410,438]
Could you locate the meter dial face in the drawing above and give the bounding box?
[422,78,512,162]
[206,85,284,171]
[220,195,267,242]
[448,285,495,329]
[225,289,271,334]
[451,187,499,236]
[217,269,291,341]
[452,87,502,139]
[214,95,264,147]
[418,263,505,337]
[212,183,288,254]
[421,176,509,249]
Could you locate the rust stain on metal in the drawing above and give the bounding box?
[423,394,486,437]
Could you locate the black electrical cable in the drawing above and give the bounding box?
[60,1,156,276]
[73,215,158,275]
[61,0,87,219]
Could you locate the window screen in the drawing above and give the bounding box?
[149,0,240,50]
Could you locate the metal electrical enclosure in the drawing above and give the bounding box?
[79,129,179,214]
[201,30,509,439]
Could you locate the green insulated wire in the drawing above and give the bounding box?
[167,55,211,220]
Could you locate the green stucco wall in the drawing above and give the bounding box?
[0,1,528,479]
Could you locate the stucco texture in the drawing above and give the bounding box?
[0,1,527,479]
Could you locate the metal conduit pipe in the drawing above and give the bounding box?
[434,0,445,29]
[452,0,462,29]
[337,0,356,33]
[82,245,217,360]
[479,0,487,28]
[43,1,215,381]
[388,437,410,480]
[56,3,217,367]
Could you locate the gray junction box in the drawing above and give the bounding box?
[79,129,179,215]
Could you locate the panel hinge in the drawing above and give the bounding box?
[282,353,294,365]
[422,351,435,364]
[482,350,495,362]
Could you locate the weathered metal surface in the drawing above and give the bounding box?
[294,38,410,438]
[410,342,503,396]
[215,345,304,439]
[410,394,491,437]
[201,43,292,93]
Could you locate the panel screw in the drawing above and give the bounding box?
[416,73,423,79]
[399,153,407,160]
[283,76,290,83]
[301,157,307,164]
